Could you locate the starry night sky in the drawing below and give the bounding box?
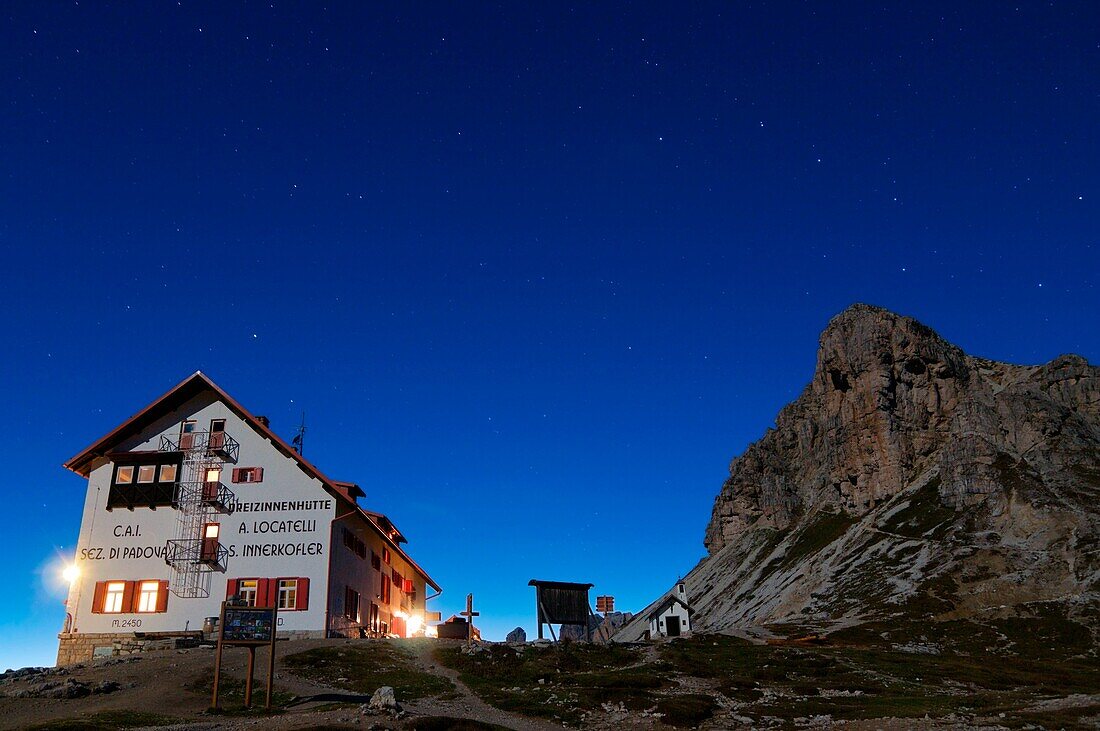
[2,2,1098,667]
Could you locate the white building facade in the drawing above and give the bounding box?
[646,581,693,638]
[58,373,440,665]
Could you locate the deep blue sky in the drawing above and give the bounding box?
[2,2,1097,668]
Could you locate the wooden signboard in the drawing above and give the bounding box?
[211,602,278,710]
[222,606,276,644]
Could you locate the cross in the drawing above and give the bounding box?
[460,592,479,646]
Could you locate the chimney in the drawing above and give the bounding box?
[256,415,270,428]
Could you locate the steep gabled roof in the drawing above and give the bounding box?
[64,371,441,591]
[646,593,693,621]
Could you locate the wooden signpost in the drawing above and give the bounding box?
[211,601,278,710]
[460,593,479,647]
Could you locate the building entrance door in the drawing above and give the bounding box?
[666,615,681,637]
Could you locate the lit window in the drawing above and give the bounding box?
[239,579,258,606]
[137,466,156,483]
[136,581,160,612]
[116,466,134,484]
[278,579,297,610]
[205,468,221,483]
[104,582,126,613]
[158,464,178,482]
[204,523,220,539]
[181,420,197,434]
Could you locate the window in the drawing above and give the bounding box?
[205,467,221,483]
[392,569,403,590]
[136,581,160,612]
[208,419,227,451]
[239,579,259,606]
[179,420,197,449]
[204,523,220,539]
[382,547,391,564]
[278,579,297,610]
[104,582,126,613]
[228,578,308,610]
[381,575,391,605]
[344,587,360,622]
[342,528,367,558]
[108,458,182,509]
[371,551,381,570]
[232,467,264,483]
[92,579,168,614]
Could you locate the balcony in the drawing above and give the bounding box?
[165,538,229,573]
[200,480,236,514]
[173,481,236,515]
[160,430,240,463]
[106,482,176,511]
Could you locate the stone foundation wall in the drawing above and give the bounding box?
[56,633,170,666]
[56,629,326,666]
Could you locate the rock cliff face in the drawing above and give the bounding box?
[617,305,1100,643]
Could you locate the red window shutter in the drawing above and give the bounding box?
[156,580,170,612]
[403,578,414,593]
[231,468,241,483]
[296,577,309,611]
[226,578,239,598]
[122,581,137,613]
[253,467,263,483]
[257,578,276,607]
[91,581,107,614]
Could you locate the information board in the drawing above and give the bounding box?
[221,606,276,645]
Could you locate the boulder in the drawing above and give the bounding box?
[367,685,399,712]
[505,627,526,643]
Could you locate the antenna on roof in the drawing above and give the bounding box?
[291,412,306,456]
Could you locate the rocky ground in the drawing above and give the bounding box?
[1,634,1097,730]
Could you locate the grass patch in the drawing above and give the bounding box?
[283,639,455,701]
[25,710,179,730]
[878,478,955,539]
[660,633,1100,723]
[655,694,717,727]
[439,631,1100,727]
[434,642,657,725]
[779,510,856,568]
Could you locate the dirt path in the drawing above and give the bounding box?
[403,643,566,731]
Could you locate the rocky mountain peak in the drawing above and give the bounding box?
[618,305,1099,644]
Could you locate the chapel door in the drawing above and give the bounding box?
[666,615,681,637]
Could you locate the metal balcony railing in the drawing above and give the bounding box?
[171,480,237,514]
[160,430,240,463]
[165,538,229,573]
[106,482,177,510]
